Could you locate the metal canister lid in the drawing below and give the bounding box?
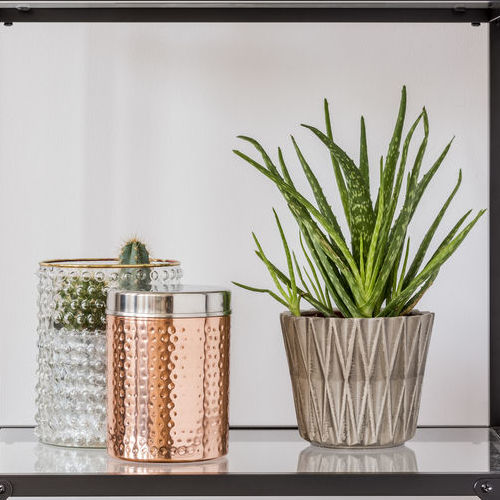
[106,285,231,318]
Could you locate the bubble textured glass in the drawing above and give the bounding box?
[36,260,183,448]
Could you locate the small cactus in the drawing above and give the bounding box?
[119,238,150,265]
[119,238,152,291]
[56,276,107,331]
[55,238,153,332]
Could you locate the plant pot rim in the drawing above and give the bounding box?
[281,309,434,321]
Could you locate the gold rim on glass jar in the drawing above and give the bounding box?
[39,258,181,268]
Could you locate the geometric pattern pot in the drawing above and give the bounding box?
[281,310,434,448]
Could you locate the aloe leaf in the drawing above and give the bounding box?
[399,270,438,316]
[371,113,425,287]
[234,148,360,280]
[406,108,429,198]
[302,217,363,302]
[386,111,424,226]
[411,137,454,218]
[302,123,375,263]
[396,238,411,293]
[301,226,352,317]
[431,209,472,258]
[383,86,407,205]
[368,187,417,305]
[380,139,453,301]
[379,209,485,316]
[300,222,352,303]
[305,220,367,312]
[294,254,327,307]
[252,232,288,299]
[389,209,470,313]
[299,233,326,303]
[237,135,281,177]
[256,254,332,316]
[232,281,289,308]
[372,112,424,283]
[310,236,363,317]
[365,157,385,285]
[278,148,295,187]
[294,251,324,305]
[369,115,435,303]
[324,284,333,311]
[300,233,322,288]
[303,266,325,304]
[359,116,370,191]
[359,236,365,282]
[402,170,462,288]
[291,135,346,244]
[292,252,310,294]
[325,99,351,227]
[273,209,296,296]
[238,139,302,230]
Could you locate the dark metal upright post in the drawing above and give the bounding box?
[491,19,500,427]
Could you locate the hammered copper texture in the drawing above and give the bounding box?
[281,311,434,448]
[107,315,230,462]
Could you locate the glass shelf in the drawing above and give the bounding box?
[1,427,500,497]
[0,426,497,475]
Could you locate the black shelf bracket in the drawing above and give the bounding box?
[475,479,500,499]
[0,480,13,500]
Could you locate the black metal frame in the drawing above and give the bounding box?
[0,472,499,498]
[0,0,498,23]
[491,15,500,430]
[0,6,494,23]
[0,1,499,496]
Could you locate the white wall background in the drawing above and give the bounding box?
[0,22,489,427]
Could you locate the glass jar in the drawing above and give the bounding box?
[35,259,182,448]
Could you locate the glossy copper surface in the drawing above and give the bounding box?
[107,315,230,462]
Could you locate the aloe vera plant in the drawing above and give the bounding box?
[233,87,485,318]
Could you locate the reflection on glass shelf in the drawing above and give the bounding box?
[33,441,228,474]
[106,456,229,475]
[297,444,418,473]
[34,443,108,473]
[0,427,495,475]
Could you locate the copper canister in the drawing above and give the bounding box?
[106,286,230,462]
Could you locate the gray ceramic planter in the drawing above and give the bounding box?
[281,310,434,448]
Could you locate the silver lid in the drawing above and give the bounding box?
[106,285,231,318]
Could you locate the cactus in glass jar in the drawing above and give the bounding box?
[56,274,107,331]
[118,238,151,290]
[56,239,151,331]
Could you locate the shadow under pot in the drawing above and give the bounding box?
[35,258,182,448]
[281,310,434,449]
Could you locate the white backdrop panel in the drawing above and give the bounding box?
[0,22,489,426]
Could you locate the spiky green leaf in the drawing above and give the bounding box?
[302,123,375,263]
